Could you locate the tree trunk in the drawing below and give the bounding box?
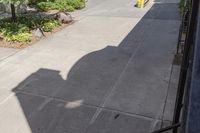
[10,4,16,22]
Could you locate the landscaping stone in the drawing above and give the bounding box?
[0,4,5,12]
[32,28,45,38]
[55,12,73,24]
[1,4,11,13]
[26,6,38,13]
[16,4,27,14]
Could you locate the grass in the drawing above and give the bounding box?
[35,0,85,12]
[0,16,61,42]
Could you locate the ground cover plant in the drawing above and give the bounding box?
[0,15,60,42]
[33,0,85,12]
[0,0,85,48]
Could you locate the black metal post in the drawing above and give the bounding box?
[172,0,199,133]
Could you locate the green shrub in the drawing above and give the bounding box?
[0,20,31,42]
[28,0,46,4]
[0,16,60,42]
[42,18,61,32]
[36,0,85,12]
[65,0,85,9]
[36,2,56,11]
[19,16,41,29]
[5,33,32,42]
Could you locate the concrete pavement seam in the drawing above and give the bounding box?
[13,90,162,121]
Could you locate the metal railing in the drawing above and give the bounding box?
[152,0,200,132]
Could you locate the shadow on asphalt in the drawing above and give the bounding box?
[11,2,180,133]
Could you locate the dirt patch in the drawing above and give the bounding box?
[0,21,75,49]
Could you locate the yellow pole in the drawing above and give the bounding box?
[137,0,145,8]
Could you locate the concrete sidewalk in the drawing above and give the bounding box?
[0,48,19,61]
[0,0,181,133]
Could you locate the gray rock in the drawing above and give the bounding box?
[0,4,5,12]
[55,12,73,24]
[0,4,28,14]
[3,4,11,13]
[26,6,38,12]
[17,4,27,14]
[32,28,45,38]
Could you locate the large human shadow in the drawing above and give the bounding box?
[11,1,180,133]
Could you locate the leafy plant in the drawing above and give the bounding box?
[5,33,32,42]
[0,16,60,42]
[65,0,85,9]
[36,0,85,12]
[42,18,60,32]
